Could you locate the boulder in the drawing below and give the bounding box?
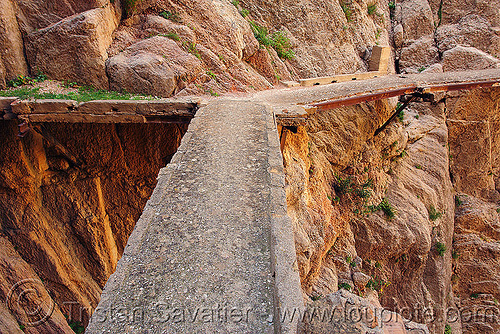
[25,4,120,90]
[13,0,121,33]
[436,14,500,56]
[0,0,28,88]
[400,0,435,42]
[106,36,203,97]
[399,36,439,72]
[438,0,500,26]
[442,45,500,72]
[393,24,404,49]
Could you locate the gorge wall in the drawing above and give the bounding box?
[0,122,186,333]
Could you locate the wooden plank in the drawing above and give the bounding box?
[299,71,381,87]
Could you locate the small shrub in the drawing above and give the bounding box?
[436,242,446,256]
[240,9,249,17]
[334,174,354,195]
[388,1,395,10]
[340,2,353,22]
[470,293,479,299]
[124,0,140,17]
[310,294,322,301]
[428,205,443,221]
[375,261,382,269]
[206,70,217,80]
[415,164,422,170]
[397,109,404,122]
[186,42,201,59]
[231,0,240,7]
[418,66,426,73]
[8,72,47,88]
[367,3,377,15]
[159,10,181,23]
[160,32,180,41]
[338,282,352,291]
[68,319,85,334]
[444,324,452,334]
[496,207,500,214]
[369,198,395,219]
[270,31,295,60]
[452,250,459,259]
[249,20,271,46]
[455,195,462,207]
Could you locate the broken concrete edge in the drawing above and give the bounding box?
[263,103,305,333]
[1,97,201,121]
[86,102,204,328]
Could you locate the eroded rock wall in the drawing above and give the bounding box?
[0,121,186,331]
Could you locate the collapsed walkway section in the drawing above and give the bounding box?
[85,100,304,333]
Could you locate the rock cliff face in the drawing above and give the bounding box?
[0,0,499,333]
[0,121,186,332]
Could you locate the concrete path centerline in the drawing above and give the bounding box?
[86,100,303,333]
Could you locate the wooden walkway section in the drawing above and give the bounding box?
[264,69,500,126]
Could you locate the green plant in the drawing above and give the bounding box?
[367,3,377,15]
[436,242,446,256]
[388,1,395,10]
[231,0,240,7]
[444,323,452,334]
[249,20,271,46]
[310,294,322,301]
[249,21,295,59]
[185,42,201,59]
[161,32,180,41]
[428,205,443,221]
[455,195,462,207]
[124,0,140,17]
[375,261,382,269]
[340,1,353,22]
[415,164,422,169]
[338,282,352,291]
[159,10,181,23]
[0,85,152,102]
[369,198,395,219]
[67,319,85,334]
[270,31,295,59]
[206,88,219,97]
[397,109,404,122]
[206,70,217,80]
[240,9,249,17]
[418,66,426,73]
[8,72,47,88]
[452,250,459,259]
[436,0,443,28]
[19,324,25,331]
[470,293,479,299]
[497,207,500,214]
[334,174,354,195]
[414,114,419,119]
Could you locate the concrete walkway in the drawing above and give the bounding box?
[85,100,303,333]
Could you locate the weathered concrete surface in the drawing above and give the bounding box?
[86,100,303,333]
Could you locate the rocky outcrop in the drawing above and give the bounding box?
[442,46,500,72]
[0,121,187,329]
[106,36,203,97]
[25,4,120,89]
[453,195,500,334]
[13,0,120,34]
[0,0,28,89]
[436,15,500,57]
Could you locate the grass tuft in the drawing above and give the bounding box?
[428,205,443,221]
